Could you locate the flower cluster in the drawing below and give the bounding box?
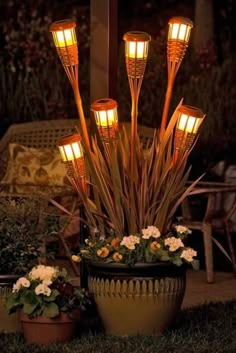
[73,225,198,268]
[6,265,91,319]
[29,265,59,282]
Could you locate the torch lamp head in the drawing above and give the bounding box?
[57,133,86,179]
[174,105,205,153]
[123,31,151,78]
[50,19,78,66]
[91,98,119,142]
[167,17,193,64]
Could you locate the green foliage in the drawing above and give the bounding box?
[0,300,236,352]
[6,265,91,319]
[0,197,57,275]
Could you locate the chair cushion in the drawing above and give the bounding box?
[1,143,67,188]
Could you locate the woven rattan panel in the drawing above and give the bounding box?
[0,119,79,180]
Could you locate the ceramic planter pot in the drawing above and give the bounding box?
[20,310,80,345]
[87,262,186,336]
[0,275,21,332]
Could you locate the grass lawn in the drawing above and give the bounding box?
[0,300,235,353]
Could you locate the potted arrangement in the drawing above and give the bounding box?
[6,264,91,344]
[48,16,207,335]
[0,196,50,332]
[73,225,197,335]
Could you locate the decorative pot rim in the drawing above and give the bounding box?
[87,261,182,269]
[86,261,186,279]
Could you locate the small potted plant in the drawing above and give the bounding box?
[6,264,91,344]
[0,196,51,332]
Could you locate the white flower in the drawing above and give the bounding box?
[12,277,30,293]
[175,225,192,235]
[142,226,161,239]
[164,237,184,251]
[29,265,58,282]
[42,279,52,286]
[180,248,197,262]
[120,235,140,250]
[35,283,52,297]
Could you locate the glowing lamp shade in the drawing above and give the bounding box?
[50,20,77,48]
[50,19,78,66]
[177,106,204,134]
[168,17,193,42]
[58,134,83,161]
[91,99,118,141]
[57,133,86,179]
[123,31,151,59]
[175,105,204,152]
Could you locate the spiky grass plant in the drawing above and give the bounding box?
[61,100,201,240]
[50,18,205,247]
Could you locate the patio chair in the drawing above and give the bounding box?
[181,181,236,283]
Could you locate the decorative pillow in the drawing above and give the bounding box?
[1,143,68,187]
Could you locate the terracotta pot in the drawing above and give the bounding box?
[87,262,186,336]
[0,274,21,332]
[20,311,79,345]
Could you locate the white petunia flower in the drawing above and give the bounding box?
[35,283,51,297]
[120,235,140,250]
[180,248,197,262]
[142,226,161,239]
[164,237,184,252]
[175,225,192,235]
[12,277,30,293]
[42,279,52,286]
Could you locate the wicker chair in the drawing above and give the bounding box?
[181,181,236,283]
[0,119,80,181]
[0,119,154,179]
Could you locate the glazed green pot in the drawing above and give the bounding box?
[87,262,186,336]
[0,275,21,332]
